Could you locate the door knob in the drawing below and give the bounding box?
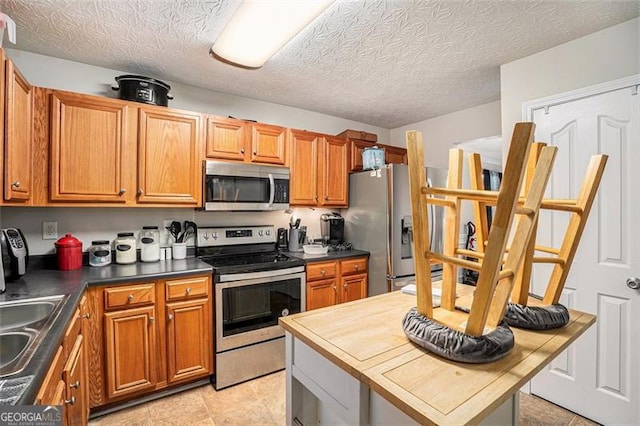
[626,277,640,290]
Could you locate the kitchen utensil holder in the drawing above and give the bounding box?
[172,242,187,260]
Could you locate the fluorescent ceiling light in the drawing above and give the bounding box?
[212,0,334,69]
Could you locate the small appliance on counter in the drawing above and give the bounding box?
[1,228,28,281]
[54,233,82,271]
[277,227,288,250]
[320,212,345,245]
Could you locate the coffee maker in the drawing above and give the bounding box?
[320,213,345,245]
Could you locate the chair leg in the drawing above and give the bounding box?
[542,154,608,305]
[406,130,434,318]
[441,148,463,311]
[466,122,534,336]
[468,153,489,253]
[487,146,558,328]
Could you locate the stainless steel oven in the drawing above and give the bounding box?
[197,225,305,389]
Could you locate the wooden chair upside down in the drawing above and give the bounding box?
[406,122,558,339]
[468,143,608,310]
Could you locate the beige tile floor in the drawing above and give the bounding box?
[89,371,600,426]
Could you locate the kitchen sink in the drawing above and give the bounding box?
[0,332,32,369]
[0,298,62,330]
[0,295,67,377]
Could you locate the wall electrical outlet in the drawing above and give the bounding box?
[42,221,58,240]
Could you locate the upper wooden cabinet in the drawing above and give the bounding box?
[289,131,348,208]
[384,145,408,165]
[206,116,286,165]
[289,129,319,205]
[349,139,375,172]
[318,136,349,207]
[4,57,33,201]
[50,91,136,203]
[137,106,202,205]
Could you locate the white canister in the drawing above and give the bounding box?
[115,232,137,264]
[139,226,160,262]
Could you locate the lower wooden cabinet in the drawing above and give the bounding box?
[306,256,368,311]
[85,273,213,408]
[36,295,89,426]
[104,305,158,399]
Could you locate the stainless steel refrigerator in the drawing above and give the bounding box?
[343,164,448,296]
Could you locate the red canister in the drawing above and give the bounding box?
[55,234,83,270]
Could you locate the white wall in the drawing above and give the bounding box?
[500,17,639,150]
[389,101,501,169]
[1,49,376,254]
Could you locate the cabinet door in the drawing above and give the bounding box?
[349,139,375,172]
[138,107,202,205]
[289,129,319,206]
[166,298,212,384]
[4,59,32,201]
[340,274,367,304]
[206,116,248,161]
[63,335,88,426]
[50,91,135,203]
[35,345,64,405]
[104,306,157,399]
[318,136,349,207]
[307,278,338,311]
[384,145,408,165]
[250,123,286,165]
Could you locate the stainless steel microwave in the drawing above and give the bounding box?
[203,161,290,211]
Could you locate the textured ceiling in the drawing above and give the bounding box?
[2,0,639,128]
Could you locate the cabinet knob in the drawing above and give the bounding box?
[343,284,347,290]
[240,148,245,154]
[253,151,257,155]
[64,396,76,405]
[138,188,144,196]
[119,188,126,195]
[354,265,359,270]
[186,287,191,294]
[168,313,174,320]
[128,294,134,301]
[314,196,318,201]
[332,285,337,291]
[324,195,329,201]
[149,316,155,322]
[70,381,80,389]
[82,313,90,319]
[11,181,20,188]
[321,270,326,276]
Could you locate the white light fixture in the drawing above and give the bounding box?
[211,0,334,69]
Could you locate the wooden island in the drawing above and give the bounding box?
[279,285,595,425]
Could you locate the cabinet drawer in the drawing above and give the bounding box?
[104,284,155,310]
[307,261,337,281]
[165,275,210,301]
[35,345,64,404]
[63,308,81,359]
[341,257,368,276]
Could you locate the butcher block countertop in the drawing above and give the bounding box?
[279,284,596,425]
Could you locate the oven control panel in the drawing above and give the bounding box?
[197,225,276,247]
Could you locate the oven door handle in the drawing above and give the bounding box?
[217,266,305,283]
[267,173,275,208]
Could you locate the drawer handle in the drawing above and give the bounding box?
[70,381,80,389]
[354,264,359,270]
[128,294,134,301]
[65,396,76,405]
[321,270,326,276]
[186,287,191,294]
[168,313,174,321]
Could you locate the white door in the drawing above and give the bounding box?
[529,85,640,425]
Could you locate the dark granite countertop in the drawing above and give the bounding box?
[0,257,212,406]
[286,248,370,263]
